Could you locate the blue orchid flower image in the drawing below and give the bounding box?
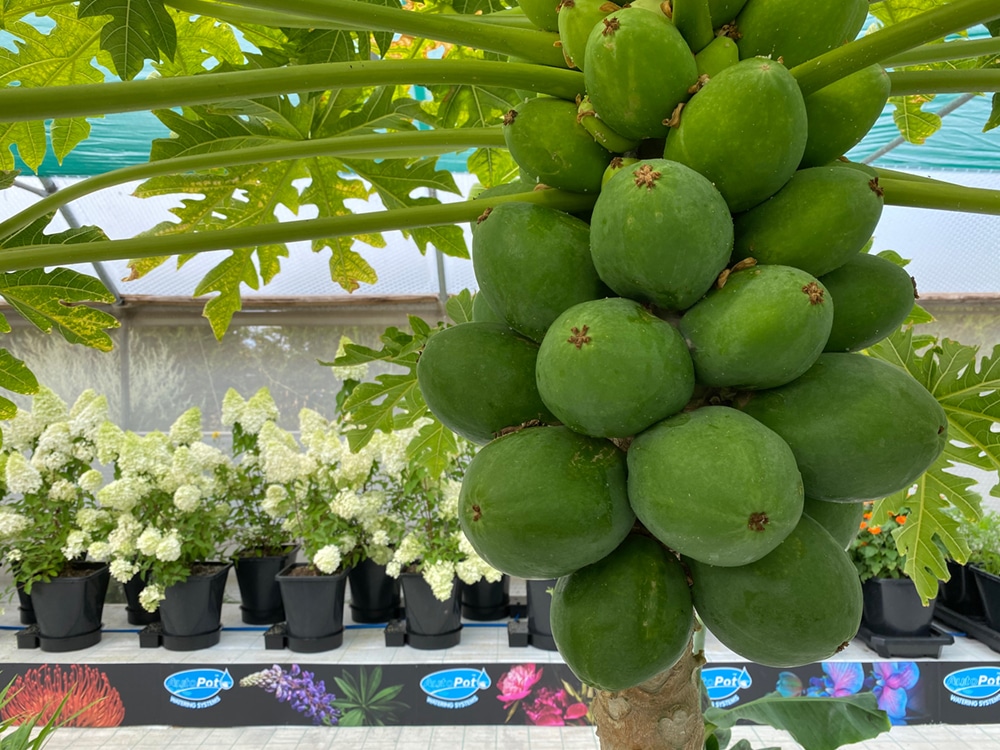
[775,672,804,698]
[869,662,921,725]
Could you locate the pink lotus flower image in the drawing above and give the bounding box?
[523,686,589,726]
[496,664,544,708]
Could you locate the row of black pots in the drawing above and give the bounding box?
[938,559,1000,629]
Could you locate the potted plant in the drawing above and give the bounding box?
[849,505,937,638]
[218,386,299,624]
[0,387,113,649]
[965,511,1000,630]
[93,407,234,646]
[936,509,998,618]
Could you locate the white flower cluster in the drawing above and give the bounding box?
[337,443,378,487]
[107,513,143,557]
[169,407,203,446]
[48,478,78,503]
[330,336,370,382]
[0,509,30,539]
[32,422,73,473]
[422,559,458,602]
[456,531,503,585]
[5,452,42,495]
[173,484,202,513]
[312,544,342,574]
[259,422,314,484]
[439,479,462,520]
[61,530,89,560]
[68,390,109,444]
[299,409,344,468]
[262,484,289,519]
[139,582,165,612]
[137,527,183,562]
[110,558,139,584]
[97,476,149,513]
[4,386,68,450]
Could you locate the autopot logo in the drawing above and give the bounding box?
[701,667,753,708]
[943,666,1000,708]
[164,668,234,709]
[419,667,492,709]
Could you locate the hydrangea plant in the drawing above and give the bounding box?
[0,387,111,593]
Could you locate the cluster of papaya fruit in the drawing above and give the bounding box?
[416,0,950,692]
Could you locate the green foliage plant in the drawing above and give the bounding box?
[849,504,911,581]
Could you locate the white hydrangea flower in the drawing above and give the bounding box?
[5,451,43,495]
[155,530,182,562]
[139,583,165,612]
[109,515,142,556]
[6,548,23,563]
[385,559,402,578]
[439,479,462,520]
[0,510,30,539]
[87,541,112,562]
[329,488,363,521]
[259,422,312,483]
[62,530,88,560]
[312,544,342,574]
[370,529,390,548]
[79,468,105,494]
[262,484,289,518]
[221,388,246,427]
[372,430,408,478]
[118,431,171,477]
[68,392,109,442]
[49,478,78,503]
[298,408,328,449]
[136,526,163,556]
[169,407,203,446]
[110,558,140,583]
[173,484,201,513]
[33,422,73,472]
[76,507,106,532]
[95,421,125,464]
[330,336,369,382]
[31,386,69,429]
[242,387,279,435]
[338,445,377,486]
[393,533,425,567]
[422,560,457,602]
[97,476,146,513]
[71,441,97,464]
[188,441,229,471]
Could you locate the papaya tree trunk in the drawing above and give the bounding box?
[591,641,706,750]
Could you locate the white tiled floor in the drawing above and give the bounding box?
[3,576,1000,749]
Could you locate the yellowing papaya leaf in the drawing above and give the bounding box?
[78,0,177,81]
[466,147,518,189]
[192,247,276,340]
[0,347,38,399]
[0,268,119,350]
[985,93,1000,133]
[153,9,244,78]
[890,95,942,144]
[0,6,105,170]
[50,116,93,165]
[870,0,952,27]
[0,170,18,190]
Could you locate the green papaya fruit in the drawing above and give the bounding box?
[736,353,948,502]
[695,35,740,78]
[731,165,884,278]
[458,426,634,579]
[628,406,803,566]
[671,0,715,52]
[551,534,694,691]
[803,496,865,550]
[662,58,807,213]
[416,322,556,444]
[473,202,610,342]
[518,0,560,31]
[678,264,833,389]
[734,0,868,68]
[577,95,641,153]
[801,65,892,168]
[557,0,616,70]
[688,514,863,667]
[601,156,639,187]
[584,8,700,141]
[535,297,695,438]
[503,97,614,193]
[589,158,733,311]
[820,253,916,353]
[471,291,505,324]
[708,0,749,27]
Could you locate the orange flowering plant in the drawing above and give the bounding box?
[849,504,911,582]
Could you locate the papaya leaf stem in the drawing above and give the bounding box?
[882,35,1000,68]
[220,0,565,66]
[0,128,507,240]
[879,176,1000,216]
[0,189,597,273]
[889,69,1000,95]
[0,60,585,124]
[791,0,1000,96]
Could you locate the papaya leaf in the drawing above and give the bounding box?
[153,9,245,78]
[340,373,426,452]
[890,95,942,144]
[445,288,475,324]
[705,693,890,750]
[869,0,951,27]
[0,171,18,190]
[0,347,39,419]
[78,0,176,80]
[466,147,518,189]
[0,6,105,171]
[985,93,1000,133]
[406,418,458,478]
[904,303,935,326]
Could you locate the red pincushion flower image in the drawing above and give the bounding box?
[1,664,125,727]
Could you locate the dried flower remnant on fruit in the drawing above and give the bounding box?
[869,177,884,198]
[502,109,517,126]
[557,0,574,9]
[477,208,492,224]
[661,0,673,18]
[602,16,620,35]
[633,164,661,190]
[663,102,685,128]
[688,75,710,95]
[609,156,624,169]
[911,276,920,299]
[568,325,592,348]
[717,23,741,40]
[747,512,769,532]
[472,504,482,521]
[802,282,825,305]
[716,257,757,288]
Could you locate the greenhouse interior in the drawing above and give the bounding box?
[1,2,1000,749]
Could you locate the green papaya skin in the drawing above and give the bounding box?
[577,95,641,153]
[679,264,833,389]
[503,97,614,193]
[708,0,749,27]
[820,253,916,352]
[589,158,733,311]
[556,0,615,70]
[803,496,865,550]
[736,353,949,502]
[734,0,868,69]
[801,65,892,168]
[688,514,863,667]
[458,426,634,579]
[585,8,700,141]
[628,406,804,566]
[732,165,885,278]
[471,291,505,324]
[662,58,807,213]
[601,156,639,187]
[416,322,556,444]
[473,202,610,342]
[695,35,740,78]
[536,297,695,438]
[551,534,694,691]
[518,0,560,31]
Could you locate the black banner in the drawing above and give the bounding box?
[1,660,999,728]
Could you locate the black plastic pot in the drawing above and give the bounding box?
[276,563,350,642]
[122,572,161,626]
[461,575,510,621]
[30,562,110,650]
[234,545,299,625]
[862,576,937,637]
[399,572,462,648]
[16,581,35,625]
[971,565,1000,630]
[938,559,986,618]
[348,558,401,623]
[526,578,558,651]
[159,562,231,638]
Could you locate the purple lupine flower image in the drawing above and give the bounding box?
[805,662,865,698]
[240,664,341,725]
[870,662,920,725]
